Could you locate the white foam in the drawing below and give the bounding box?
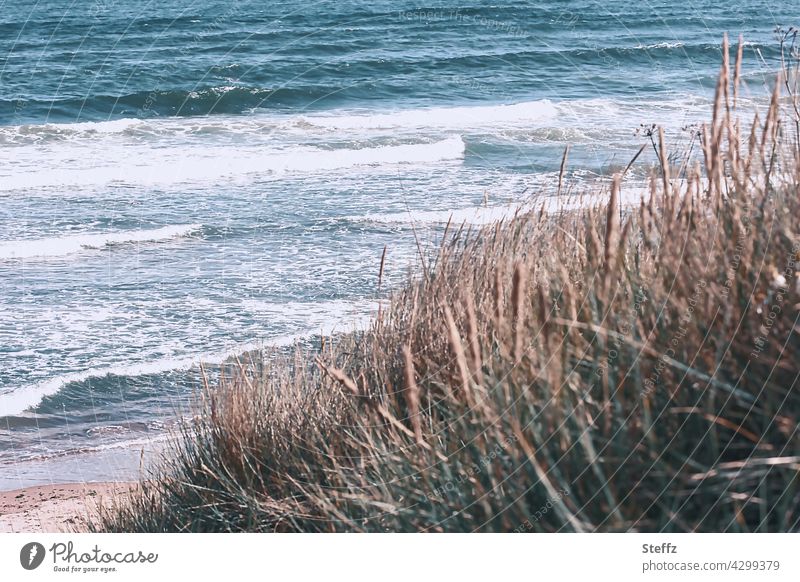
[0,99,557,143]
[1,118,143,142]
[0,224,201,260]
[0,300,376,416]
[6,432,170,466]
[299,99,558,130]
[0,344,265,418]
[0,93,755,155]
[357,203,526,226]
[354,180,653,226]
[634,41,685,50]
[43,118,144,133]
[264,136,466,172]
[0,138,465,190]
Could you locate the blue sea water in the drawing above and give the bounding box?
[0,0,793,486]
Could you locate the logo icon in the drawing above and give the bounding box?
[20,542,46,570]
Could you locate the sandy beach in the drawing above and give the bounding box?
[0,482,132,533]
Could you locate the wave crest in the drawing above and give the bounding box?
[0,224,202,260]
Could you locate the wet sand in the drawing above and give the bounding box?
[0,482,132,533]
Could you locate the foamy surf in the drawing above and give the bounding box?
[267,136,466,172]
[353,180,653,226]
[634,41,686,50]
[0,340,285,418]
[7,433,171,465]
[0,224,202,260]
[0,299,377,416]
[0,137,465,190]
[0,100,557,143]
[356,203,526,226]
[0,95,700,151]
[299,99,559,130]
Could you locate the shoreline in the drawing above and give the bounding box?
[0,438,162,495]
[0,482,133,533]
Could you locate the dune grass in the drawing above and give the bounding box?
[96,38,800,532]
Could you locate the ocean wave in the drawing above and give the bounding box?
[634,41,685,50]
[353,179,653,226]
[298,99,558,130]
[85,420,166,438]
[355,203,526,226]
[0,224,202,260]
[0,118,145,142]
[0,86,317,126]
[0,137,465,190]
[2,433,170,466]
[0,299,376,416]
[0,346,263,418]
[269,136,466,171]
[0,93,729,150]
[0,99,557,144]
[0,94,722,149]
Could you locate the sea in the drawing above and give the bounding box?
[0,0,792,488]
